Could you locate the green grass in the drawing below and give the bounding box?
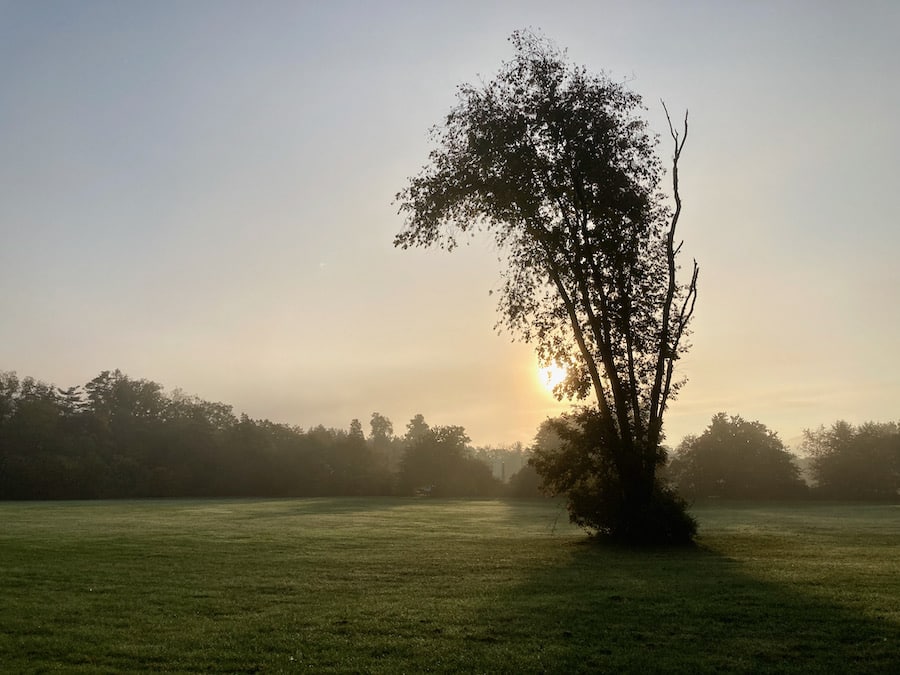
[1,499,898,673]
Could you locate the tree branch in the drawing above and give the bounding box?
[648,102,692,451]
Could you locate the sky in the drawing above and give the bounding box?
[1,1,898,449]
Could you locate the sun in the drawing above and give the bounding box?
[538,364,567,392]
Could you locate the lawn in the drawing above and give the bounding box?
[1,498,898,673]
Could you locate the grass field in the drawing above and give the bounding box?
[1,499,898,673]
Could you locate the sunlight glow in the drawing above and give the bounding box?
[538,364,567,392]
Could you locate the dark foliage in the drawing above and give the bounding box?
[396,423,501,497]
[531,410,696,545]
[505,463,544,498]
[0,369,395,499]
[802,421,900,501]
[667,413,807,500]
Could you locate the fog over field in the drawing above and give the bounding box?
[1,1,898,448]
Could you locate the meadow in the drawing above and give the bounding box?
[1,499,898,673]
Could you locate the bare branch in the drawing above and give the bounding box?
[661,100,689,158]
[648,102,693,449]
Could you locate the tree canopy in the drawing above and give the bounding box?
[802,421,900,500]
[397,422,500,497]
[667,413,807,500]
[395,31,698,543]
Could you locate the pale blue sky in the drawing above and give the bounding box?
[1,1,898,447]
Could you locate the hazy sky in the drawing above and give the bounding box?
[2,1,898,448]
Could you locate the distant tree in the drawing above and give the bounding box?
[0,374,66,498]
[157,390,236,497]
[404,413,431,445]
[310,422,390,496]
[667,413,806,500]
[84,369,167,424]
[369,411,399,473]
[472,443,528,482]
[56,385,86,417]
[522,418,562,498]
[370,412,393,442]
[395,31,698,544]
[398,422,500,497]
[0,371,19,422]
[166,389,236,431]
[349,418,365,441]
[531,418,565,455]
[506,463,544,498]
[81,370,175,495]
[802,421,900,500]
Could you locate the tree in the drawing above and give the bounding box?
[349,418,365,442]
[56,386,86,417]
[369,411,399,472]
[369,412,393,441]
[395,31,698,543]
[506,463,543,498]
[404,413,431,445]
[667,413,807,500]
[802,421,900,500]
[397,422,500,497]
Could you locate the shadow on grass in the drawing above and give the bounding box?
[462,539,900,673]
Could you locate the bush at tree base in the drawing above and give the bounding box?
[531,409,697,546]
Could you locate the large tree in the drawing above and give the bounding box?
[395,31,698,543]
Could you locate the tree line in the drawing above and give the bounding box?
[661,413,899,501]
[0,370,528,500]
[524,412,899,503]
[3,369,896,503]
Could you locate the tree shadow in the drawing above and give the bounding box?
[462,539,900,673]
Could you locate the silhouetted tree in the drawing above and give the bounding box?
[349,418,365,441]
[395,31,698,543]
[506,464,544,498]
[802,421,900,500]
[369,412,393,442]
[398,422,500,497]
[404,413,431,445]
[667,413,807,500]
[0,374,72,498]
[368,411,399,473]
